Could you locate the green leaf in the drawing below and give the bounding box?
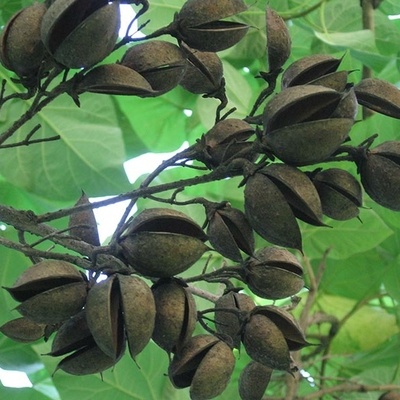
[302,208,393,260]
[0,385,53,400]
[383,254,400,302]
[0,92,131,201]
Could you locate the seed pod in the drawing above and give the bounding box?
[330,85,358,119]
[41,0,120,68]
[151,278,197,354]
[85,273,155,360]
[214,291,255,348]
[169,334,235,400]
[262,163,324,226]
[0,317,46,343]
[243,247,304,300]
[4,260,87,324]
[179,45,224,95]
[281,54,342,89]
[0,3,48,80]
[359,141,400,211]
[243,312,291,371]
[238,360,273,400]
[206,203,255,262]
[244,171,302,251]
[355,78,400,119]
[68,191,100,246]
[308,70,349,92]
[263,85,342,134]
[121,41,187,94]
[255,305,309,351]
[379,392,400,400]
[77,63,155,96]
[119,208,208,277]
[175,0,249,52]
[266,7,291,72]
[312,168,362,220]
[265,117,354,166]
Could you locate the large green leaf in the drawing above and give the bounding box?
[0,89,131,201]
[0,385,53,400]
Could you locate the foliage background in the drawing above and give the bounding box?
[0,0,399,399]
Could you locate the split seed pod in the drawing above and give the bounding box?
[312,168,362,220]
[0,3,48,80]
[238,360,273,400]
[85,274,155,360]
[242,312,291,371]
[358,141,400,210]
[119,208,208,277]
[77,63,155,96]
[169,334,235,400]
[41,0,121,68]
[175,0,249,52]
[4,260,87,324]
[281,54,343,89]
[121,41,187,94]
[214,291,255,348]
[266,7,291,72]
[244,170,302,251]
[151,278,197,354]
[68,191,100,246]
[355,78,400,119]
[206,203,255,262]
[0,317,46,343]
[243,246,304,300]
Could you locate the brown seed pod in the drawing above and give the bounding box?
[41,0,120,68]
[264,117,354,166]
[151,278,197,354]
[0,317,46,343]
[312,168,362,220]
[0,3,48,79]
[244,171,302,251]
[77,63,155,96]
[243,312,291,371]
[214,291,255,348]
[121,40,187,94]
[169,334,235,400]
[206,202,255,261]
[179,44,224,95]
[379,392,400,400]
[119,208,208,277]
[281,54,343,89]
[243,247,304,300]
[330,85,358,119]
[266,7,291,72]
[176,0,249,52]
[238,360,273,400]
[68,191,100,246]
[355,78,400,119]
[263,85,342,134]
[308,70,349,92]
[262,163,324,226]
[359,141,400,211]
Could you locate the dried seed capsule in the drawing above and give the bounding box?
[206,203,255,262]
[214,291,255,348]
[243,247,304,300]
[355,78,400,119]
[266,7,291,72]
[119,208,208,277]
[312,168,362,220]
[0,317,46,343]
[359,141,400,211]
[121,41,187,94]
[0,3,48,80]
[379,392,400,400]
[77,63,155,96]
[41,0,120,68]
[151,279,197,354]
[68,191,100,246]
[238,360,272,400]
[176,0,249,52]
[282,54,342,89]
[244,171,302,251]
[243,312,291,371]
[169,334,235,400]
